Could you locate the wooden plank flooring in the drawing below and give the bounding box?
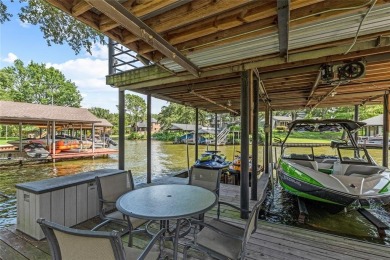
[1,173,390,259]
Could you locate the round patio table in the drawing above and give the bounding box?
[116,184,218,260]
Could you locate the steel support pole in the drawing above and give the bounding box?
[108,39,115,74]
[118,90,125,170]
[383,93,389,167]
[147,94,152,183]
[264,105,270,174]
[354,105,359,142]
[269,109,273,166]
[214,113,218,150]
[195,108,199,161]
[251,77,259,200]
[240,71,250,219]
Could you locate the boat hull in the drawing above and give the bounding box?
[277,169,357,206]
[278,167,390,207]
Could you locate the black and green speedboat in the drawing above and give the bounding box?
[277,119,390,207]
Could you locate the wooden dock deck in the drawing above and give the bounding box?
[51,148,117,160]
[1,174,390,259]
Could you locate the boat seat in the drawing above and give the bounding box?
[344,164,385,176]
[332,162,349,175]
[290,154,311,160]
[289,159,318,171]
[321,158,338,164]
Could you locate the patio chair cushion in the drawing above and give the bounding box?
[38,218,164,260]
[196,219,244,259]
[53,230,117,260]
[189,167,221,194]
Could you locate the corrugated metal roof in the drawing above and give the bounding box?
[160,5,390,72]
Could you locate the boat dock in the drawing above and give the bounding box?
[0,148,117,166]
[2,174,390,260]
[50,148,117,161]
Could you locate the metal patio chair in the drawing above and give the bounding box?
[188,166,239,220]
[183,200,263,260]
[189,166,222,195]
[92,170,147,246]
[188,166,222,220]
[37,218,165,260]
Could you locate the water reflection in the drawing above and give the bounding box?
[1,140,390,244]
[262,182,390,244]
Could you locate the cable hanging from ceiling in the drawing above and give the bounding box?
[189,90,238,114]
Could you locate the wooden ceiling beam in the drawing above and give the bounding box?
[290,0,377,27]
[122,0,268,46]
[86,0,200,77]
[144,78,240,95]
[143,0,382,57]
[145,16,277,57]
[110,38,390,90]
[145,0,263,35]
[72,1,93,16]
[277,0,290,60]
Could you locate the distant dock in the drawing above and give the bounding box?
[0,148,117,166]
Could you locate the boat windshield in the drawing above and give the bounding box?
[282,146,314,161]
[337,146,372,164]
[286,123,344,142]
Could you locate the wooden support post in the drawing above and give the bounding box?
[147,94,152,183]
[195,108,199,161]
[240,71,250,219]
[251,75,259,200]
[18,122,22,152]
[92,123,95,154]
[383,93,389,167]
[52,121,56,161]
[46,122,50,152]
[118,90,125,170]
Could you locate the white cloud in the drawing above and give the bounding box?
[87,43,108,59]
[19,21,31,28]
[2,53,18,63]
[44,45,165,114]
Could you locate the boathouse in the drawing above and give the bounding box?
[0,101,117,161]
[4,1,390,259]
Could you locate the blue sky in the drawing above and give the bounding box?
[0,1,167,114]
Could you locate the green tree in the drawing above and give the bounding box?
[125,94,146,131]
[0,0,104,54]
[0,59,82,106]
[0,1,11,23]
[157,103,210,130]
[88,107,113,121]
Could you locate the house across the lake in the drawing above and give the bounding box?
[134,118,161,134]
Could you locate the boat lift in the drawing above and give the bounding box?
[296,197,389,237]
[358,208,389,238]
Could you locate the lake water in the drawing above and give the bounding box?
[1,140,390,244]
